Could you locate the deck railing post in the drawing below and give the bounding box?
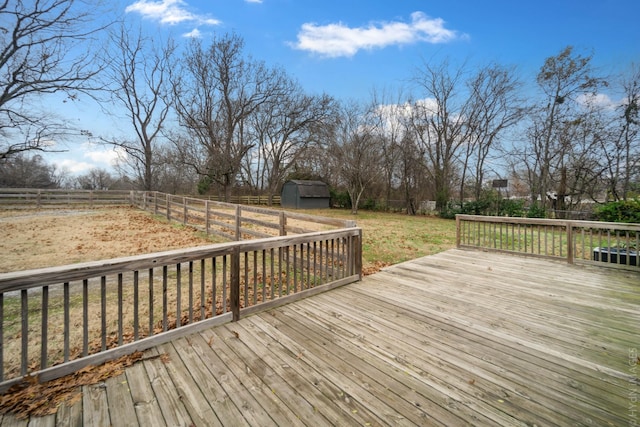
[455,215,461,248]
[355,229,363,280]
[566,221,574,264]
[230,247,241,321]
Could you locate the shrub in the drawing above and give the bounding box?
[594,199,640,223]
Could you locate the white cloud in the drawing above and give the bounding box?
[291,11,462,58]
[56,159,95,174]
[125,0,221,26]
[183,28,202,38]
[245,0,263,3]
[576,93,617,110]
[83,144,126,166]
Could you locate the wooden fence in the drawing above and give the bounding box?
[0,189,280,209]
[456,214,639,270]
[0,227,362,392]
[0,189,131,208]
[131,191,354,239]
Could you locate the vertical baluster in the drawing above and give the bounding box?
[41,286,48,370]
[278,248,283,297]
[212,257,217,316]
[133,271,139,341]
[21,290,28,376]
[63,283,69,362]
[176,263,181,328]
[148,268,154,336]
[253,251,258,305]
[101,276,107,352]
[162,266,168,332]
[189,261,194,324]
[223,255,228,313]
[244,252,249,307]
[200,259,206,320]
[306,242,311,289]
[270,248,275,300]
[293,245,298,293]
[262,250,267,302]
[118,274,123,345]
[82,279,88,357]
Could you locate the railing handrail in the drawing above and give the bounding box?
[455,214,640,232]
[0,227,362,292]
[456,214,639,269]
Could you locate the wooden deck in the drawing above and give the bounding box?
[3,249,639,426]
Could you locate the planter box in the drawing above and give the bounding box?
[592,247,638,266]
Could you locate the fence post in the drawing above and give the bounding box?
[183,197,187,225]
[36,189,41,209]
[154,192,158,215]
[279,212,286,236]
[166,194,171,221]
[235,205,241,241]
[455,215,461,248]
[205,200,210,234]
[230,247,240,321]
[566,221,574,264]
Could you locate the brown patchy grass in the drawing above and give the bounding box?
[0,207,222,273]
[0,206,457,274]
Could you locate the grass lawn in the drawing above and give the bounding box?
[289,209,458,272]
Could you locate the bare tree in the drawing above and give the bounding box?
[410,60,469,212]
[0,0,108,160]
[0,154,58,187]
[521,46,605,210]
[247,76,337,204]
[102,25,175,191]
[75,168,114,190]
[330,101,382,214]
[173,33,284,200]
[603,64,640,200]
[461,64,523,202]
[368,88,408,211]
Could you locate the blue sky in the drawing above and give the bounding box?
[48,0,640,175]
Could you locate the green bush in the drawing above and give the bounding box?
[594,199,640,223]
[330,189,351,209]
[526,202,546,218]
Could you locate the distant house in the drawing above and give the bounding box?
[280,180,330,209]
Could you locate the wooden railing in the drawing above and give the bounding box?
[456,214,639,270]
[131,191,353,239]
[0,227,362,392]
[0,189,131,208]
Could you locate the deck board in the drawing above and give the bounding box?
[11,249,640,426]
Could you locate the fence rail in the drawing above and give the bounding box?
[456,214,639,270]
[131,191,355,239]
[0,189,281,208]
[0,227,362,392]
[0,189,131,208]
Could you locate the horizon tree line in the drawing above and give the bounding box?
[1,0,638,215]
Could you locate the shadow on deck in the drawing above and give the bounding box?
[3,249,639,426]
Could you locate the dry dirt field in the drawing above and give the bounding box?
[0,207,218,273]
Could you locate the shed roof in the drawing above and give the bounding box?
[287,180,330,198]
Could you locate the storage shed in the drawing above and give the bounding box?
[280,180,330,209]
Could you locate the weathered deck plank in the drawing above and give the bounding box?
[9,249,640,426]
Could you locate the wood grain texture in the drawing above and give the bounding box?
[12,249,639,426]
